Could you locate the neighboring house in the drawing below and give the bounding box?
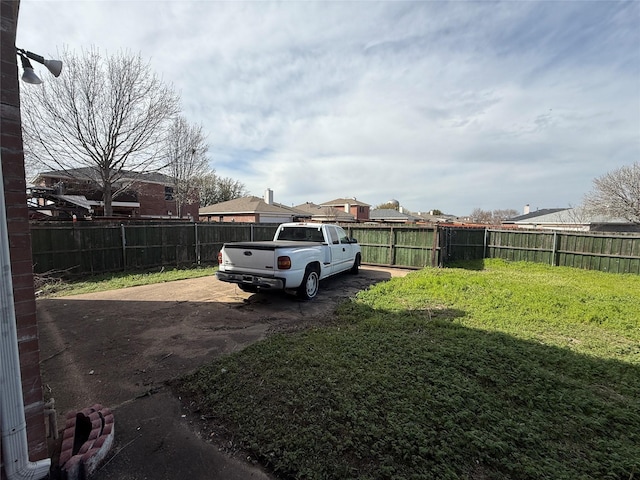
[199,189,309,223]
[503,207,640,232]
[369,208,422,224]
[293,202,356,223]
[320,198,370,222]
[30,168,199,220]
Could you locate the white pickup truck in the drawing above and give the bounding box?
[216,222,361,299]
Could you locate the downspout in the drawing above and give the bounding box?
[0,160,51,479]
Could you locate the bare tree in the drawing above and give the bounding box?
[21,47,180,216]
[493,209,520,222]
[164,116,209,217]
[470,208,493,224]
[470,208,519,224]
[583,162,640,224]
[376,202,400,210]
[195,172,248,207]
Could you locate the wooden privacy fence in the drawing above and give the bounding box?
[30,223,279,275]
[29,222,640,276]
[486,229,640,274]
[344,225,440,269]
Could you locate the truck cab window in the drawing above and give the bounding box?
[337,227,350,244]
[328,227,340,244]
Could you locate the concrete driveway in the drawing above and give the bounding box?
[37,266,411,479]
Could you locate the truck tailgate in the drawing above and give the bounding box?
[221,241,324,273]
[222,242,278,272]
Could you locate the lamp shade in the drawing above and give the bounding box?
[44,59,62,77]
[19,55,43,84]
[22,67,43,84]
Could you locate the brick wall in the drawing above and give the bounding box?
[135,181,177,217]
[128,181,200,219]
[1,1,49,477]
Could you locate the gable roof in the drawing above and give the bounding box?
[35,167,175,186]
[370,208,421,222]
[320,197,370,207]
[505,208,569,222]
[293,202,355,222]
[508,207,632,226]
[199,196,307,216]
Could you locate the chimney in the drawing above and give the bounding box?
[265,188,273,205]
[524,204,530,215]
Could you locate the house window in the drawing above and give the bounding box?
[164,186,174,200]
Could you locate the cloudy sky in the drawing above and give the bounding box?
[16,0,640,215]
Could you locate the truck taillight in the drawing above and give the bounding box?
[217,251,222,264]
[278,256,291,269]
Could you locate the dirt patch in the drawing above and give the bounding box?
[37,266,411,428]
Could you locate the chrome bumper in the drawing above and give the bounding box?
[216,271,285,289]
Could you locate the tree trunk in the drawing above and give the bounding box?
[103,185,113,217]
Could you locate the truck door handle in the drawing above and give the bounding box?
[342,247,345,252]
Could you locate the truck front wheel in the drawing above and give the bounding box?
[298,267,319,300]
[350,253,361,274]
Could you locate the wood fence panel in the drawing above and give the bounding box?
[81,226,123,274]
[487,230,555,265]
[346,225,438,268]
[444,227,485,263]
[196,224,230,264]
[196,224,278,264]
[124,225,161,269]
[30,223,640,276]
[347,226,393,266]
[31,225,123,274]
[392,227,436,268]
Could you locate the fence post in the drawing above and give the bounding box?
[389,227,395,266]
[195,222,200,266]
[120,224,126,271]
[250,223,254,241]
[431,226,439,267]
[483,228,488,259]
[552,231,558,267]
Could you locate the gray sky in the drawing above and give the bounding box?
[16,0,640,215]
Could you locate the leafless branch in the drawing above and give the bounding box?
[21,47,180,216]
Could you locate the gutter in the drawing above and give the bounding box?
[0,162,51,479]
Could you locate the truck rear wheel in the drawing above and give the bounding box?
[298,267,319,300]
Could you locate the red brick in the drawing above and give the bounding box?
[14,303,36,324]
[5,163,27,179]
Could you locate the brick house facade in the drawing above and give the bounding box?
[33,170,200,220]
[199,190,307,223]
[320,198,370,222]
[1,0,49,477]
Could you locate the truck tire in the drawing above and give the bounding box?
[350,253,361,274]
[298,266,319,300]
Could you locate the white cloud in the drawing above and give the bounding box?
[16,0,640,215]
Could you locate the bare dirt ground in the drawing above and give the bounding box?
[37,266,411,479]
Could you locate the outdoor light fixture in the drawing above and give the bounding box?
[16,48,63,84]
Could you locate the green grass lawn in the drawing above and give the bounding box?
[177,260,640,480]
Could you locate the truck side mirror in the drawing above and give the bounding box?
[350,238,358,244]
